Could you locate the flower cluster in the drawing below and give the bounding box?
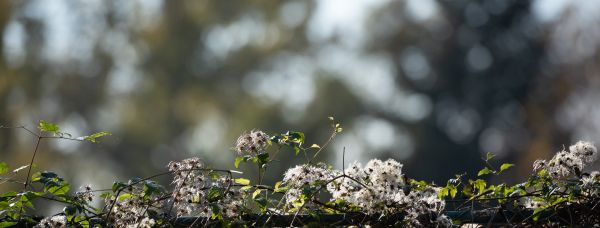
[533,141,598,178]
[76,185,94,202]
[570,141,598,163]
[326,159,448,225]
[127,217,156,228]
[278,158,449,226]
[522,197,546,209]
[235,130,269,155]
[328,159,407,213]
[35,215,67,228]
[581,171,600,197]
[168,157,208,216]
[282,164,334,188]
[282,164,334,208]
[168,157,241,218]
[104,185,157,227]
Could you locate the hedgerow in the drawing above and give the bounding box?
[0,117,599,227]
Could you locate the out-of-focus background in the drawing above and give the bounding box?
[1,0,600,193]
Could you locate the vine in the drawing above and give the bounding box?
[0,117,599,227]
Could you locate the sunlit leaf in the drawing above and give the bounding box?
[83,131,111,143]
[477,167,493,176]
[310,144,320,149]
[485,152,495,161]
[0,222,17,227]
[118,193,134,201]
[0,162,8,175]
[473,179,487,194]
[234,156,244,168]
[500,163,514,172]
[38,120,60,134]
[252,189,262,199]
[288,131,305,144]
[47,183,70,195]
[234,178,250,186]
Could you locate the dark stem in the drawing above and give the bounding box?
[23,136,42,190]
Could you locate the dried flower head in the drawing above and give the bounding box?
[76,185,94,202]
[282,164,333,188]
[533,159,546,172]
[168,157,241,218]
[522,197,546,209]
[235,130,269,155]
[35,215,67,228]
[547,150,583,178]
[582,171,600,189]
[569,141,598,163]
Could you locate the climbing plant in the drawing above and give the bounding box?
[0,118,599,227]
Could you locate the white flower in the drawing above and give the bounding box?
[569,141,598,163]
[35,215,67,228]
[532,159,546,172]
[547,150,583,178]
[282,164,333,188]
[364,159,404,190]
[582,171,600,188]
[126,217,156,228]
[436,214,453,227]
[76,185,94,202]
[522,197,545,209]
[235,130,269,155]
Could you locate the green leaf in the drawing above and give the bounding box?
[499,163,515,172]
[252,189,262,199]
[63,205,77,216]
[234,156,244,168]
[274,181,282,191]
[207,187,222,202]
[83,131,111,143]
[211,204,222,220]
[485,152,495,161]
[234,178,250,186]
[0,222,17,227]
[274,181,288,193]
[448,185,458,198]
[462,184,473,197]
[532,208,543,222]
[143,180,163,197]
[472,179,487,194]
[47,183,70,195]
[254,196,268,212]
[99,192,112,199]
[1,191,17,198]
[294,146,301,156]
[438,187,449,198]
[38,120,60,134]
[257,153,269,165]
[118,193,134,201]
[112,181,127,192]
[288,131,305,145]
[477,167,494,176]
[0,162,8,175]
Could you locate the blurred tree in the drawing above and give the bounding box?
[1,0,599,192]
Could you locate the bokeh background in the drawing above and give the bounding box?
[1,0,600,196]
